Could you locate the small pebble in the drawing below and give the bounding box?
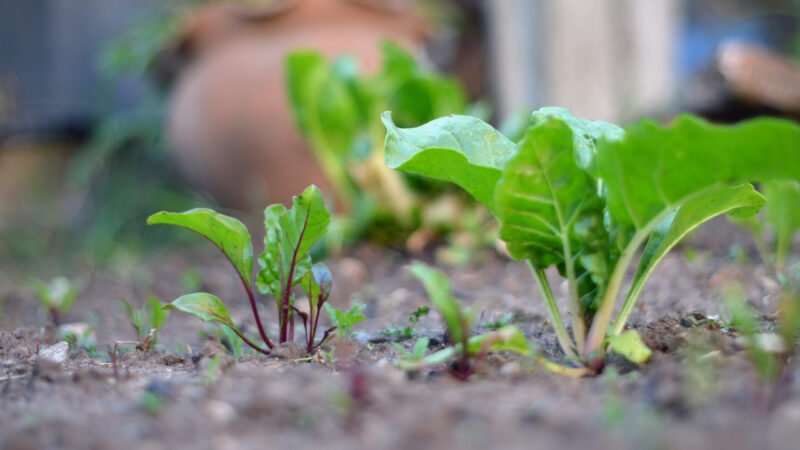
[39,341,69,364]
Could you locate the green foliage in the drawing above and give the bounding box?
[31,276,78,326]
[150,185,334,355]
[409,263,472,346]
[286,42,471,243]
[735,180,800,274]
[391,337,430,363]
[324,304,366,339]
[122,296,169,351]
[382,305,430,339]
[384,107,800,371]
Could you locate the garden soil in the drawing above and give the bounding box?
[1,219,799,450]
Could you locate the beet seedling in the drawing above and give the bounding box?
[122,296,169,352]
[323,302,366,339]
[31,276,78,327]
[384,107,800,374]
[148,185,337,355]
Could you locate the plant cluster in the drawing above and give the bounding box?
[148,185,349,355]
[286,42,480,245]
[383,107,800,374]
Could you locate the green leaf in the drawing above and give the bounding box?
[596,115,800,239]
[147,209,253,285]
[613,184,765,334]
[257,185,331,299]
[382,112,517,212]
[285,51,360,157]
[147,296,168,331]
[606,330,652,364]
[763,180,800,268]
[323,303,366,338]
[31,277,78,313]
[398,326,531,370]
[164,293,237,331]
[529,107,624,172]
[408,262,469,344]
[495,118,609,323]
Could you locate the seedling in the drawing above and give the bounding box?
[391,337,430,364]
[148,185,336,355]
[122,296,169,352]
[409,262,474,378]
[733,180,800,276]
[725,286,800,411]
[384,107,800,374]
[382,305,430,339]
[31,276,78,326]
[323,302,366,339]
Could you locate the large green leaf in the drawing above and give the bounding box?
[596,115,800,239]
[147,209,253,285]
[285,51,360,157]
[495,119,609,324]
[382,112,517,211]
[164,292,237,330]
[257,185,331,299]
[409,262,468,344]
[610,183,765,335]
[529,107,624,172]
[763,180,800,267]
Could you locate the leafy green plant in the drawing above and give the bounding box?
[31,276,78,326]
[381,305,430,339]
[122,296,169,352]
[286,42,475,244]
[148,185,336,355]
[323,303,366,339]
[384,107,800,374]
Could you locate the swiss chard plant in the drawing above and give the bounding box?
[384,107,800,374]
[148,185,343,355]
[286,42,475,244]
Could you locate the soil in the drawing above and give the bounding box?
[1,218,799,450]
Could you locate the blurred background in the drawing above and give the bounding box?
[1,0,799,272]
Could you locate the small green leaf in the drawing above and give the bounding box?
[763,180,800,268]
[612,183,766,335]
[310,263,333,302]
[257,185,331,299]
[147,209,253,285]
[606,330,652,364]
[147,296,168,331]
[409,262,468,344]
[164,293,237,331]
[324,303,366,338]
[383,112,517,212]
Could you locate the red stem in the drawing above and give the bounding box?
[240,276,274,349]
[228,324,271,355]
[280,212,311,341]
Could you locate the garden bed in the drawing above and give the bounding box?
[1,220,798,450]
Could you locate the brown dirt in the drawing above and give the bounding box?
[1,219,799,450]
